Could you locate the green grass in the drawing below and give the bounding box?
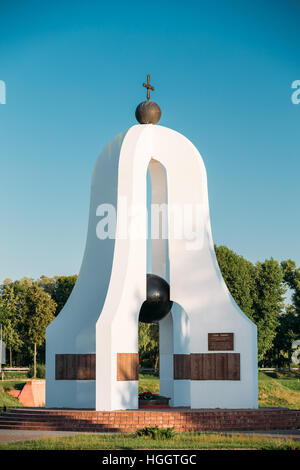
[0,381,26,410]
[0,432,299,450]
[0,381,28,391]
[0,390,23,409]
[258,371,300,409]
[268,371,300,393]
[139,373,159,394]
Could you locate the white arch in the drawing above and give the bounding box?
[46,124,258,411]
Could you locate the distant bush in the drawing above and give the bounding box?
[27,364,45,379]
[135,426,175,440]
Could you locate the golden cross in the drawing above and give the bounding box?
[143,74,154,100]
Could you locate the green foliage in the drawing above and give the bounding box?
[253,258,285,362]
[39,275,77,316]
[269,306,298,367]
[21,284,56,377]
[281,259,300,334]
[215,247,288,363]
[138,322,159,368]
[135,426,175,440]
[0,275,76,367]
[22,284,56,347]
[0,280,56,370]
[215,245,256,319]
[0,282,24,366]
[27,363,45,379]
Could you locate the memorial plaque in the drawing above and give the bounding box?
[174,354,191,380]
[208,333,234,351]
[55,354,95,380]
[191,353,240,380]
[117,353,139,381]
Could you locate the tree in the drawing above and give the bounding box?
[270,306,298,367]
[0,282,23,366]
[138,322,159,369]
[23,284,56,377]
[215,247,286,363]
[252,258,285,363]
[39,275,77,316]
[37,275,56,298]
[215,245,256,320]
[281,260,300,335]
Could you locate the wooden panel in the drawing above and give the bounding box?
[191,353,240,380]
[55,354,95,380]
[55,354,65,380]
[190,353,202,380]
[174,354,191,380]
[215,353,226,380]
[117,353,139,381]
[208,333,234,351]
[202,354,215,380]
[227,353,240,380]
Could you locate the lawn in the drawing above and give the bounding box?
[0,432,299,450]
[258,371,300,409]
[0,390,23,409]
[0,381,26,410]
[268,371,300,392]
[138,373,159,394]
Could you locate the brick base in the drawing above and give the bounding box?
[0,408,299,432]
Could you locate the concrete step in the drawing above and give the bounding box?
[0,422,119,431]
[0,414,93,422]
[0,424,108,431]
[2,411,99,418]
[0,420,103,428]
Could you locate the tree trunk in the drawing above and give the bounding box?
[9,347,12,368]
[33,343,37,378]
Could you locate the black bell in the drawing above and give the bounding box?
[139,274,173,323]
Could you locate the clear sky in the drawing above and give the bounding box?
[0,0,299,283]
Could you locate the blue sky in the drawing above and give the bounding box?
[0,0,299,282]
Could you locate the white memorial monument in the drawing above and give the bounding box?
[46,76,258,410]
